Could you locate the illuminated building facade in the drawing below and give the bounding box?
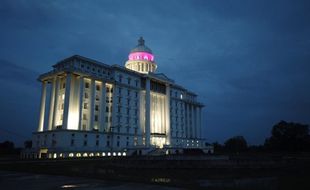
[25,37,211,159]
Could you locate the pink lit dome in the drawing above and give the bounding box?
[128,37,154,62]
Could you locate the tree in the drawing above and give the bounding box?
[0,141,15,154]
[24,140,32,149]
[264,120,310,151]
[224,136,247,153]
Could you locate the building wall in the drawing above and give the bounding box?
[33,55,206,157]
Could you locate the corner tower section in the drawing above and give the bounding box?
[125,37,157,74]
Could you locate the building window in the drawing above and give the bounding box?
[84,103,88,109]
[95,115,98,122]
[96,140,99,146]
[95,105,99,111]
[71,139,74,146]
[83,114,87,120]
[118,87,122,94]
[85,92,88,99]
[135,80,139,87]
[126,108,130,115]
[117,141,120,147]
[84,140,87,146]
[106,106,109,112]
[135,91,138,98]
[62,83,66,89]
[117,106,121,113]
[127,78,131,85]
[85,82,89,88]
[96,85,100,91]
[106,141,110,147]
[95,95,99,101]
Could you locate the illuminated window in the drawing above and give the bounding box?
[69,153,74,157]
[102,152,106,157]
[53,153,57,159]
[117,152,122,156]
[84,103,88,109]
[107,152,111,156]
[122,152,126,156]
[89,153,94,157]
[82,153,88,157]
[76,153,81,157]
[113,152,116,156]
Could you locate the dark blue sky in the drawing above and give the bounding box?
[1,0,310,146]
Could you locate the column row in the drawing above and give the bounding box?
[37,73,108,132]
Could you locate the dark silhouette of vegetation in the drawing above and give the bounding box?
[224,136,248,153]
[24,140,32,149]
[0,141,20,155]
[212,120,310,154]
[264,120,310,152]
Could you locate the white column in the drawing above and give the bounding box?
[165,84,171,145]
[100,81,106,132]
[192,106,196,139]
[62,73,72,129]
[38,81,47,132]
[89,79,96,130]
[145,78,151,147]
[199,107,202,139]
[78,77,84,130]
[195,106,199,139]
[52,77,60,129]
[48,78,56,130]
[186,103,190,138]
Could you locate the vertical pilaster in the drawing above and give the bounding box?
[62,73,72,129]
[100,81,106,132]
[145,78,151,147]
[52,77,60,129]
[48,78,56,130]
[186,103,190,138]
[89,79,96,130]
[192,105,196,139]
[78,77,84,130]
[38,81,47,132]
[199,107,202,139]
[165,84,171,145]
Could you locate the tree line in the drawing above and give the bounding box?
[212,120,310,154]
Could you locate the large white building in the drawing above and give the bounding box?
[26,37,211,159]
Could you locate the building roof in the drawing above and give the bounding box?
[130,37,153,54]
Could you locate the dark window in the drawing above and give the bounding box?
[96,85,100,91]
[84,140,87,146]
[85,82,89,88]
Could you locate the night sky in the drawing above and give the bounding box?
[0,0,310,146]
